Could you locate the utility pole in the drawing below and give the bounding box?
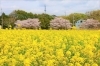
[0,1,3,29]
[99,0,100,10]
[1,8,3,29]
[44,5,46,14]
[73,14,74,26]
[65,11,66,16]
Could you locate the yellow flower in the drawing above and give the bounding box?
[91,63,98,66]
[68,63,74,66]
[0,29,100,65]
[84,63,90,66]
[75,62,82,66]
[62,61,66,65]
[47,59,55,66]
[75,52,80,57]
[56,49,64,57]
[66,51,71,57]
[24,58,31,66]
[19,54,25,61]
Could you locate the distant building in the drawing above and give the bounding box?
[75,19,85,29]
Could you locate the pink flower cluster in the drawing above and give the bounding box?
[15,18,40,29]
[80,19,100,29]
[50,17,72,29]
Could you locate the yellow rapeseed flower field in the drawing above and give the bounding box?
[0,29,100,66]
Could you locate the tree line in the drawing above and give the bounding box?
[0,9,100,29]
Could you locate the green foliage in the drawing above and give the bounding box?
[9,10,35,20]
[0,10,54,29]
[63,13,87,25]
[1,9,100,29]
[0,12,11,29]
[38,13,54,29]
[0,16,1,25]
[86,10,100,22]
[0,10,39,29]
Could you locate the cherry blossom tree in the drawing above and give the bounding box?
[15,18,40,29]
[80,19,100,29]
[50,17,72,29]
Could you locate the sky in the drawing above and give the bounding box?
[0,0,100,16]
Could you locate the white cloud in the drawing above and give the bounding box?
[0,0,100,16]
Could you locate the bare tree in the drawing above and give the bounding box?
[15,18,40,29]
[50,17,72,29]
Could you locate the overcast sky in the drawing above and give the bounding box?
[0,0,100,16]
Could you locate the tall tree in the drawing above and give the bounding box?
[38,13,54,29]
[0,12,10,28]
[80,19,100,29]
[86,10,100,22]
[50,17,72,29]
[62,13,87,25]
[0,16,2,25]
[15,18,40,29]
[8,10,38,28]
[9,10,28,20]
[9,10,36,20]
